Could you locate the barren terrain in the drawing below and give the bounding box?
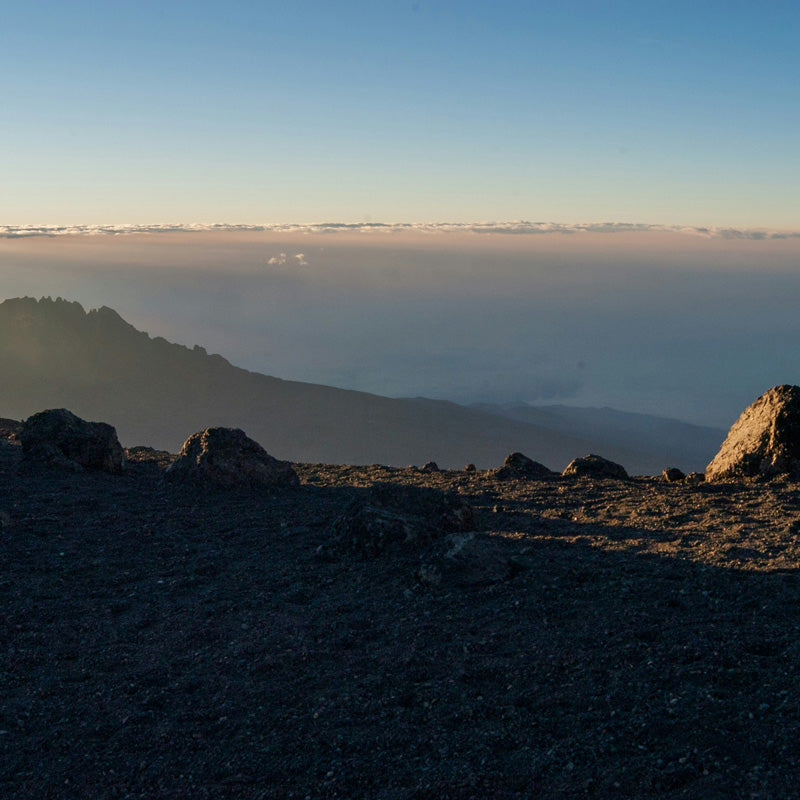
[4,435,800,798]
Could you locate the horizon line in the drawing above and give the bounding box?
[2,221,800,241]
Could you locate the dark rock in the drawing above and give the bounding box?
[421,461,440,472]
[165,427,299,488]
[706,385,800,480]
[19,408,124,473]
[562,453,628,479]
[125,446,176,469]
[494,451,553,480]
[328,483,476,558]
[464,463,476,472]
[662,467,686,482]
[0,417,21,443]
[418,532,523,587]
[685,471,705,485]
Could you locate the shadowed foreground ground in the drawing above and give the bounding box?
[3,440,800,799]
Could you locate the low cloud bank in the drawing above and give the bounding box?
[2,221,799,240]
[3,227,800,428]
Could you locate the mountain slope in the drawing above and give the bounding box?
[0,297,719,472]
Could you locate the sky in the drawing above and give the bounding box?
[2,0,799,227]
[2,3,799,428]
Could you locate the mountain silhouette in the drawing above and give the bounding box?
[0,297,724,472]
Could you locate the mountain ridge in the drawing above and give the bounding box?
[0,296,724,472]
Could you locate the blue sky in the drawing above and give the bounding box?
[3,1,799,226]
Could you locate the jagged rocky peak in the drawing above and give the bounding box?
[0,295,228,364]
[706,385,800,481]
[1,295,89,319]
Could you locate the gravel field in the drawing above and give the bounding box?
[4,437,800,799]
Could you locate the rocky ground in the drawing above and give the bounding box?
[4,433,800,799]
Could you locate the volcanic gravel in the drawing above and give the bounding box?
[4,439,800,799]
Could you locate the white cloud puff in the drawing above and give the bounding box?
[266,252,308,267]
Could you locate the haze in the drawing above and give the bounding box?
[2,2,799,429]
[2,227,799,428]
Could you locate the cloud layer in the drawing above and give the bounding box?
[2,221,799,240]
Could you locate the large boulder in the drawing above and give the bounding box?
[19,408,124,473]
[562,453,628,479]
[706,385,800,480]
[165,427,299,488]
[494,451,553,481]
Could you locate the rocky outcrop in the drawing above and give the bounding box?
[328,484,476,558]
[562,454,628,479]
[706,385,800,480]
[494,451,553,480]
[19,408,124,473]
[165,427,299,488]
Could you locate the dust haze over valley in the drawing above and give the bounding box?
[2,226,799,432]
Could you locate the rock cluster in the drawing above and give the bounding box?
[562,453,628,479]
[706,385,800,480]
[19,408,124,473]
[165,427,299,488]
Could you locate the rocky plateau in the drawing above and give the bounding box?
[4,389,800,799]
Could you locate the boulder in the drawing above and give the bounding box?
[706,385,800,480]
[494,451,553,481]
[165,427,299,488]
[328,483,476,558]
[562,453,628,479]
[464,463,477,472]
[19,409,124,473]
[421,461,440,473]
[662,467,686,483]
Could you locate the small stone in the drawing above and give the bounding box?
[662,467,686,482]
[684,472,705,485]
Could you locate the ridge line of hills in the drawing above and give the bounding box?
[0,296,725,473]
